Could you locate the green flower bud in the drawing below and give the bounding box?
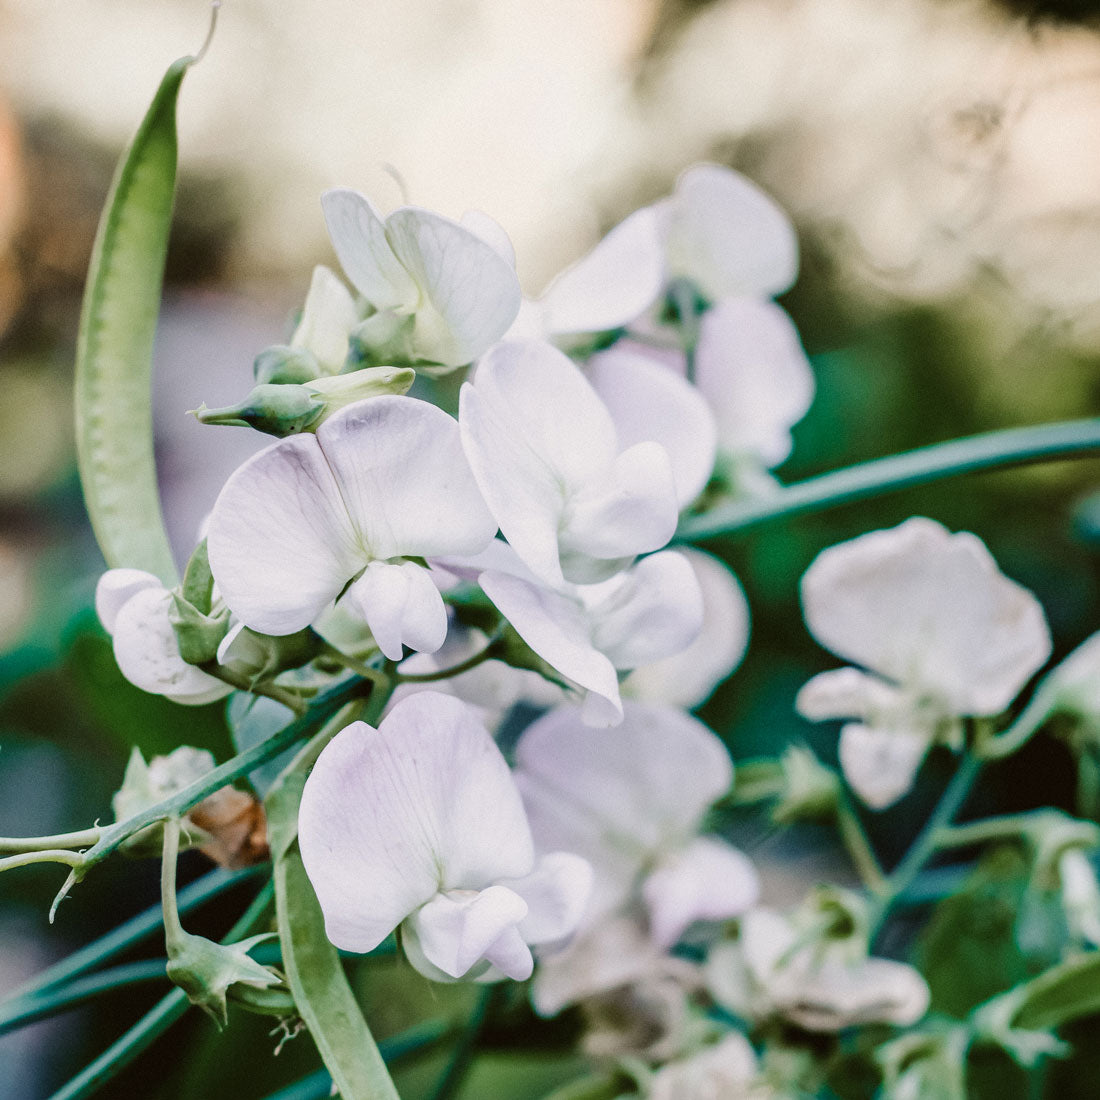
[191,366,415,439]
[347,310,416,368]
[253,344,324,385]
[190,383,325,436]
[169,591,230,665]
[166,929,284,1029]
[773,745,840,824]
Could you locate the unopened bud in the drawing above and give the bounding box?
[774,745,840,824]
[253,344,323,385]
[191,384,325,437]
[170,593,230,665]
[347,310,416,368]
[166,930,283,1029]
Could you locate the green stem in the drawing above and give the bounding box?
[870,753,983,937]
[203,663,308,717]
[396,642,501,684]
[7,866,260,1002]
[428,985,497,1100]
[676,418,1100,543]
[53,676,370,913]
[0,828,104,855]
[48,879,275,1100]
[0,849,87,873]
[319,643,388,687]
[980,682,1060,760]
[0,960,169,1036]
[934,815,1040,849]
[159,818,186,950]
[835,792,887,895]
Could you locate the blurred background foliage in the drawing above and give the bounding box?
[4,0,1100,1095]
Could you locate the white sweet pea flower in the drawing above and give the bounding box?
[321,189,521,370]
[206,396,496,661]
[797,518,1051,809]
[647,1033,766,1100]
[586,346,717,510]
[95,569,231,706]
[707,907,930,1033]
[623,548,750,709]
[526,163,798,339]
[298,691,591,982]
[515,702,757,942]
[460,340,679,586]
[474,544,704,726]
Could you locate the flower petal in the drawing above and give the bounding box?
[316,395,496,561]
[643,837,760,948]
[384,207,521,366]
[290,264,360,374]
[625,549,749,708]
[531,916,665,1016]
[801,518,1052,714]
[112,588,231,704]
[795,667,905,722]
[838,722,931,810]
[95,568,162,634]
[778,958,930,1031]
[479,569,623,727]
[559,442,679,580]
[667,164,799,299]
[505,852,594,947]
[538,205,665,335]
[321,188,418,311]
[514,702,733,916]
[407,885,531,980]
[460,209,517,268]
[298,692,534,953]
[346,559,448,660]
[460,341,618,586]
[586,551,704,671]
[587,346,717,508]
[207,433,363,636]
[694,297,814,467]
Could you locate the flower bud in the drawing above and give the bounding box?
[774,745,840,824]
[253,344,324,385]
[169,592,230,665]
[192,366,416,438]
[191,383,325,436]
[166,929,284,1029]
[347,310,416,368]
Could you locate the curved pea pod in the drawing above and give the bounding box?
[74,54,198,585]
[265,705,401,1100]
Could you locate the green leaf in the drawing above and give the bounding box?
[266,707,401,1100]
[917,847,1032,1018]
[74,55,195,585]
[1013,952,1100,1031]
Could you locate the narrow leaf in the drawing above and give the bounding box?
[74,55,195,584]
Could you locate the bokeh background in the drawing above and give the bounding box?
[3,0,1100,1096]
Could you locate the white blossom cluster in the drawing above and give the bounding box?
[91,163,1100,1097]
